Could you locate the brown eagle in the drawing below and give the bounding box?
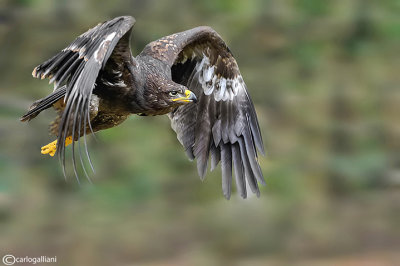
[21,16,265,199]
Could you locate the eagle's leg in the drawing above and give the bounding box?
[41,95,99,157]
[41,136,73,157]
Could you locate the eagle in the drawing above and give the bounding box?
[20,16,265,199]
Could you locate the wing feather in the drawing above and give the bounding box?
[238,137,260,196]
[25,16,135,179]
[193,94,212,179]
[232,143,246,198]
[221,143,232,199]
[210,142,221,171]
[146,26,265,198]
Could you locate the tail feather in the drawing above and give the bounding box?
[20,86,66,122]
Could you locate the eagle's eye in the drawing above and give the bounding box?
[169,91,179,97]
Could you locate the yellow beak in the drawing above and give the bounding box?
[172,89,197,103]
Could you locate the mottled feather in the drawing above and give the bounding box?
[143,26,265,198]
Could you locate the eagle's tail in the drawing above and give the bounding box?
[20,86,66,122]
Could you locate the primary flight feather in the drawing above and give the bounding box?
[21,16,265,199]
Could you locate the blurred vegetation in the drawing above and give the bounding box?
[0,0,400,265]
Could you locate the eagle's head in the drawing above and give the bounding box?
[163,82,197,105]
[139,75,197,115]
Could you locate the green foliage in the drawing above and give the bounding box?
[296,0,330,16]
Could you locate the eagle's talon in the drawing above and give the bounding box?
[41,136,73,157]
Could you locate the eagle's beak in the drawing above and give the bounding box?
[173,89,197,103]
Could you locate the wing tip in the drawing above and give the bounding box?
[20,103,38,122]
[258,145,266,156]
[113,15,136,27]
[19,115,28,122]
[32,67,38,77]
[198,168,207,181]
[223,193,231,200]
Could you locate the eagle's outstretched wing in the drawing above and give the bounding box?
[23,16,135,179]
[141,27,265,199]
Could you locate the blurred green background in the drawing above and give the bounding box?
[1,0,400,265]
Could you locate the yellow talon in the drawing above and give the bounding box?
[41,136,73,157]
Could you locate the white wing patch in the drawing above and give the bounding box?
[100,76,126,88]
[94,32,116,62]
[197,55,243,102]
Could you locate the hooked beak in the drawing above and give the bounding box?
[172,89,197,103]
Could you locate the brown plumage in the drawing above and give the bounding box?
[20,16,265,199]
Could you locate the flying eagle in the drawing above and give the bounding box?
[20,16,265,199]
